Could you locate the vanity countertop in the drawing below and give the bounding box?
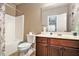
[36,32,79,40]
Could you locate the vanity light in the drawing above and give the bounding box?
[42,3,57,8]
[43,3,56,7]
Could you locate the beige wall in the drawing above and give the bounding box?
[5,3,73,36]
[16,4,69,37]
[16,4,42,36]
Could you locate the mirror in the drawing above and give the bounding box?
[41,3,79,32]
[47,13,67,32]
[47,15,57,32]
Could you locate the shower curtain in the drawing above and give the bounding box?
[4,14,24,55]
[0,5,5,56]
[0,4,24,56]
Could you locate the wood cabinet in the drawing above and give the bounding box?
[36,37,47,43]
[36,37,79,56]
[47,45,62,56]
[36,37,48,56]
[36,43,47,56]
[63,47,79,56]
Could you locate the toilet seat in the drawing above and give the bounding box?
[18,42,32,51]
[17,34,35,55]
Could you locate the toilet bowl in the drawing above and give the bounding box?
[17,33,35,56]
[18,42,32,51]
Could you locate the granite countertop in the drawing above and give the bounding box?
[36,32,79,40]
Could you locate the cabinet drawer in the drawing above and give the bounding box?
[48,39,62,46]
[48,38,79,48]
[62,40,79,48]
[36,37,47,43]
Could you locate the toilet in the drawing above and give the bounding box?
[17,33,35,56]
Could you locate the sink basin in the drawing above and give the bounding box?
[41,32,52,35]
[60,34,74,38]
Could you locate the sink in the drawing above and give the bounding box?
[60,34,74,38]
[41,32,52,35]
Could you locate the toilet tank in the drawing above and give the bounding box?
[26,34,35,43]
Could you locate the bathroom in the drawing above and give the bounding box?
[0,3,79,56]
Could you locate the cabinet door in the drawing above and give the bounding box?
[36,43,48,56]
[63,47,79,56]
[47,45,62,56]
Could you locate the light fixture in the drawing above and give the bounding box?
[42,3,56,7]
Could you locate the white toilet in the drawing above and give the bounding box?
[18,33,35,56]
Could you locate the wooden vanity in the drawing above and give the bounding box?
[36,36,79,56]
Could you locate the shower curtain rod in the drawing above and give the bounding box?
[5,4,24,15]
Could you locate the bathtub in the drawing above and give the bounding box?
[5,39,22,56]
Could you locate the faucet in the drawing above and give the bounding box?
[50,32,53,35]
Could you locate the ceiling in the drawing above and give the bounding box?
[12,3,22,6]
[0,3,69,9]
[13,3,68,8]
[14,3,45,7]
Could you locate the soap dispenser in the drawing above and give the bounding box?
[43,27,46,32]
[41,26,47,35]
